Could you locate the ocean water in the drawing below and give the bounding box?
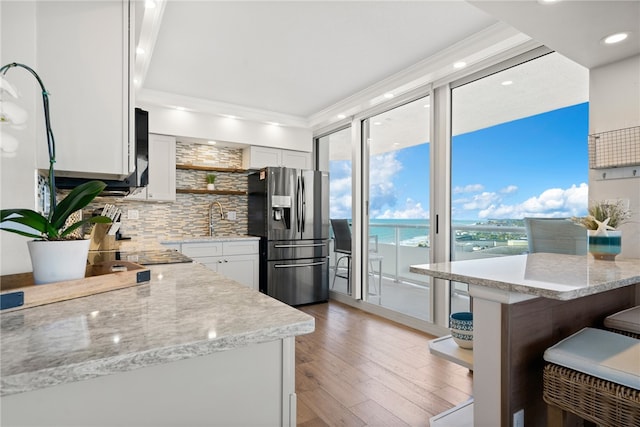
[365,219,484,246]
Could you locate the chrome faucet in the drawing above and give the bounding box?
[209,201,224,236]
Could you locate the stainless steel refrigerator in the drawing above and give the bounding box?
[248,167,329,305]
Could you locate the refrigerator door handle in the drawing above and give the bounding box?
[296,176,301,233]
[274,260,328,268]
[301,175,306,233]
[274,243,326,248]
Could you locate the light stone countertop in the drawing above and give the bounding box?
[161,235,260,244]
[0,262,314,397]
[410,253,640,300]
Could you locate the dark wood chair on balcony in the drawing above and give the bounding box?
[331,219,352,294]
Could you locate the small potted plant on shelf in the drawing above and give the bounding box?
[0,62,111,284]
[572,200,631,260]
[206,173,216,191]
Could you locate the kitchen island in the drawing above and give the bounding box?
[1,262,314,426]
[411,253,640,427]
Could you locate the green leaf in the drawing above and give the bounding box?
[0,209,49,236]
[51,181,106,231]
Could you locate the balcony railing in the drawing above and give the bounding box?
[330,221,528,286]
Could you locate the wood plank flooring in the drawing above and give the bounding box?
[295,301,473,427]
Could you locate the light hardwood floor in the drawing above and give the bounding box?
[295,301,473,427]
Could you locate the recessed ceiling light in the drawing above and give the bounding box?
[501,80,513,86]
[373,122,382,126]
[538,0,560,4]
[136,47,145,55]
[383,93,394,99]
[393,142,400,146]
[225,115,237,119]
[337,114,346,120]
[453,61,467,69]
[269,122,280,126]
[603,32,629,45]
[208,140,217,145]
[175,106,185,111]
[424,104,430,108]
[145,0,156,8]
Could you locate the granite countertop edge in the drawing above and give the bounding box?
[410,256,640,301]
[1,317,314,397]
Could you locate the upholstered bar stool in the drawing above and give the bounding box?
[543,328,640,427]
[605,305,640,339]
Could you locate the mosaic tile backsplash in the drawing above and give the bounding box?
[85,141,251,242]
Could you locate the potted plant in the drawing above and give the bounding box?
[572,200,631,260]
[0,62,111,284]
[206,173,216,191]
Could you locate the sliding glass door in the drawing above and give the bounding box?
[364,95,431,320]
[450,51,589,312]
[318,127,353,296]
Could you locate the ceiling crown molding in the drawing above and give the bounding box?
[136,88,310,129]
[308,23,531,131]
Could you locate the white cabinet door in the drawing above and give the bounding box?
[242,146,281,169]
[127,134,176,201]
[146,134,176,201]
[281,150,311,169]
[177,240,259,289]
[219,254,259,290]
[36,1,133,178]
[243,146,311,169]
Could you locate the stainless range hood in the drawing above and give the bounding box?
[55,108,149,196]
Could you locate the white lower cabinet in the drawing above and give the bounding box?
[180,240,259,290]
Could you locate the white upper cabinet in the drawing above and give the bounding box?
[242,146,311,170]
[127,134,176,201]
[36,1,133,179]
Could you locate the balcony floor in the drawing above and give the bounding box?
[329,269,470,321]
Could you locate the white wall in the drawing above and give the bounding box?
[589,54,640,258]
[140,104,313,152]
[0,2,39,275]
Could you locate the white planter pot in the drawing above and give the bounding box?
[207,183,215,191]
[27,239,90,284]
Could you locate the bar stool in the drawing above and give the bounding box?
[543,328,640,427]
[605,305,640,339]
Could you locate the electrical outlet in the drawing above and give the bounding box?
[227,211,236,221]
[513,409,524,427]
[127,209,139,220]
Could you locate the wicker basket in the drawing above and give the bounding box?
[543,363,640,427]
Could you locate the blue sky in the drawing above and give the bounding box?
[330,102,590,221]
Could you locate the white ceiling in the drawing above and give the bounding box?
[469,0,640,70]
[135,1,498,121]
[135,1,639,139]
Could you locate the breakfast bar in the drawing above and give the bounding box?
[1,262,314,426]
[411,253,640,427]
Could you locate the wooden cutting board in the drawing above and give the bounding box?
[0,261,151,313]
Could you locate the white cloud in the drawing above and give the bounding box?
[462,192,501,210]
[377,198,429,219]
[500,185,518,194]
[369,152,403,214]
[453,184,484,194]
[476,183,588,219]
